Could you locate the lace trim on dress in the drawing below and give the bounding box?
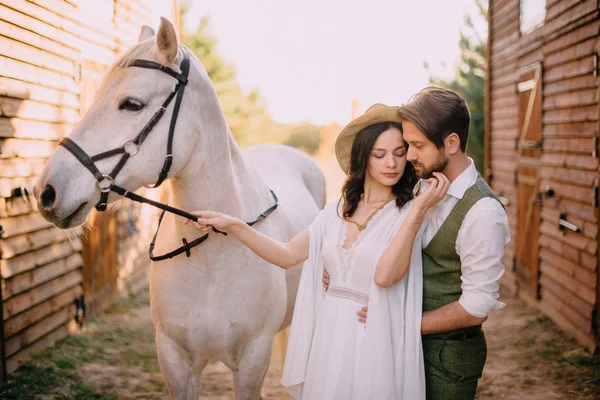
[327,285,369,305]
[336,200,397,283]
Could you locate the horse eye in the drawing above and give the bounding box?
[119,98,144,111]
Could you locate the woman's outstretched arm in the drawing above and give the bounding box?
[184,211,309,269]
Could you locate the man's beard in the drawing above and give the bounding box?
[412,150,448,179]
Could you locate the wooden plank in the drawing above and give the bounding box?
[539,300,597,352]
[491,81,518,97]
[0,197,37,219]
[0,157,47,178]
[540,165,598,186]
[540,261,596,305]
[0,138,58,159]
[0,55,80,94]
[543,56,596,84]
[539,248,577,277]
[490,128,518,140]
[114,2,149,25]
[491,95,518,110]
[491,31,519,54]
[545,0,581,23]
[540,275,594,318]
[543,19,599,55]
[0,19,78,60]
[540,220,597,255]
[0,117,74,140]
[542,137,596,154]
[0,97,80,124]
[490,158,516,173]
[2,0,116,50]
[542,121,598,137]
[542,89,598,111]
[6,319,78,375]
[541,206,597,241]
[0,239,82,279]
[491,106,519,119]
[0,175,37,198]
[0,226,69,258]
[0,4,80,51]
[490,69,517,87]
[542,0,599,42]
[544,74,598,96]
[0,77,79,109]
[539,179,594,204]
[493,3,519,33]
[543,105,598,124]
[545,196,597,223]
[491,116,518,130]
[545,37,598,69]
[0,211,55,239]
[491,0,518,15]
[540,287,592,336]
[5,304,75,357]
[539,232,580,263]
[0,35,78,78]
[2,269,82,319]
[490,139,515,151]
[4,285,82,337]
[3,252,81,300]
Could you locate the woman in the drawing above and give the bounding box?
[185,104,449,399]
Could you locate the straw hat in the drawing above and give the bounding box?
[334,103,403,174]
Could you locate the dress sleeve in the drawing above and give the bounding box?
[281,202,334,396]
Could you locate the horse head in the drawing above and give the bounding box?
[34,18,218,229]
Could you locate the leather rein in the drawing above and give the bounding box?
[58,47,278,261]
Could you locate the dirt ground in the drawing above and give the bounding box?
[1,287,598,399]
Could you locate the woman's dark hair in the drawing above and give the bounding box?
[338,121,417,219]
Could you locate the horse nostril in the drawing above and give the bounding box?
[40,185,57,210]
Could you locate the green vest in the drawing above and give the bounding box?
[422,175,500,313]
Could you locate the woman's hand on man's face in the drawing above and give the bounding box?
[413,172,450,211]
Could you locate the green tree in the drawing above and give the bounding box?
[180,8,270,146]
[427,0,487,173]
[284,123,321,155]
[179,5,323,152]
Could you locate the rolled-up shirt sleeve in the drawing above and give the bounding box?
[457,198,510,318]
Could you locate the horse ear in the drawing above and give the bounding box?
[138,25,155,43]
[156,17,178,65]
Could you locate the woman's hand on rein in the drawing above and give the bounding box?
[413,172,450,212]
[183,211,241,234]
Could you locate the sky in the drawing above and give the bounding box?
[179,0,484,126]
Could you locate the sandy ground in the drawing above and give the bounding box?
[48,289,596,399]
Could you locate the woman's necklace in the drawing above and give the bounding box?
[346,198,394,231]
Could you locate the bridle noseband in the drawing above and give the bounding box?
[58,47,278,261]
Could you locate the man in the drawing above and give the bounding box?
[324,87,510,399]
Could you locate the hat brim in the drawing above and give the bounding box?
[334,106,403,174]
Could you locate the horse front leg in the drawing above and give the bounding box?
[156,328,205,399]
[232,335,273,400]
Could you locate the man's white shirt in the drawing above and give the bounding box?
[420,159,510,318]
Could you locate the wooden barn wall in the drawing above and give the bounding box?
[488,0,600,351]
[0,0,163,375]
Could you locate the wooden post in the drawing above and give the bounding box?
[484,0,493,183]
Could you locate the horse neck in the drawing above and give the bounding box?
[169,94,271,220]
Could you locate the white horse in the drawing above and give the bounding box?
[34,18,325,399]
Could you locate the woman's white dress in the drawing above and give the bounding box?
[282,200,426,399]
